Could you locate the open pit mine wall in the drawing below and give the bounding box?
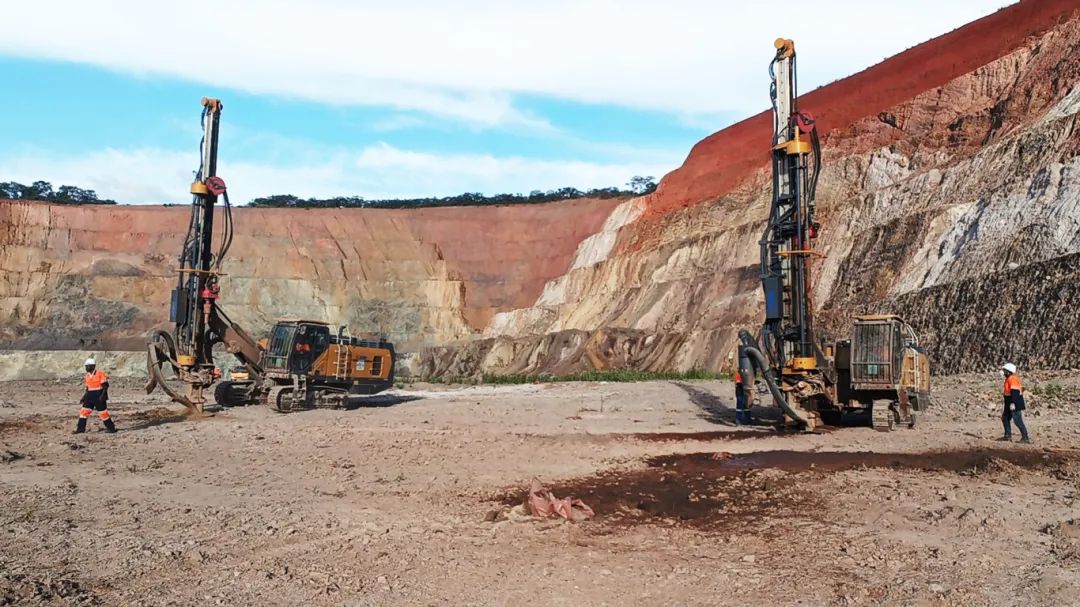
[416,1,1080,378]
[0,197,622,356]
[3,1,1079,380]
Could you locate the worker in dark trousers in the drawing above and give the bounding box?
[999,362,1030,444]
[734,368,750,425]
[75,357,116,434]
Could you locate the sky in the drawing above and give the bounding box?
[0,0,1013,205]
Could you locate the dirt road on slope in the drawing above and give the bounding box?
[2,375,1079,606]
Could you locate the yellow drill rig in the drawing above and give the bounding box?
[737,40,931,432]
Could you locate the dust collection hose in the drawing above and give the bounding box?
[738,330,811,427]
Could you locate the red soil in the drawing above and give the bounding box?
[646,0,1080,220]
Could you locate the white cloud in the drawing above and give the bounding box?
[0,0,1013,127]
[353,142,672,196]
[0,148,193,203]
[370,115,430,132]
[0,144,678,204]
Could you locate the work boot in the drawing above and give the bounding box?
[996,436,1011,442]
[102,418,117,434]
[73,417,88,434]
[1019,437,1032,444]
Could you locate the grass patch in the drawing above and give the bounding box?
[419,369,726,385]
[1030,382,1066,398]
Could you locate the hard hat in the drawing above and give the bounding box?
[84,357,96,366]
[1001,362,1017,374]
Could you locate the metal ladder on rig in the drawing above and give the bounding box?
[334,327,351,379]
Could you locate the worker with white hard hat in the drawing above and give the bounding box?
[74,357,116,434]
[999,362,1030,444]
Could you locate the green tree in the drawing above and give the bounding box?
[627,175,657,195]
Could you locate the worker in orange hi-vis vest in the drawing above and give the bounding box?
[999,362,1030,444]
[734,368,750,425]
[75,357,116,434]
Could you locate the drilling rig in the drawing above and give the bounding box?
[737,40,931,431]
[146,98,396,413]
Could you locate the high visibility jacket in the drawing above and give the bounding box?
[1003,374,1026,411]
[85,370,108,391]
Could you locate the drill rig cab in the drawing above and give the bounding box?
[146,98,396,413]
[215,320,395,412]
[834,315,930,431]
[737,40,931,431]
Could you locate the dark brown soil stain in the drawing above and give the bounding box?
[0,415,45,437]
[661,447,1070,474]
[506,448,1075,532]
[122,407,208,431]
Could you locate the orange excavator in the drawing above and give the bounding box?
[737,40,931,432]
[145,98,396,413]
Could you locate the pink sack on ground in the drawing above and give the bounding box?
[525,478,594,522]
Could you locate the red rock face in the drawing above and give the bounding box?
[415,6,1080,376]
[7,1,1080,378]
[645,0,1080,221]
[0,198,622,350]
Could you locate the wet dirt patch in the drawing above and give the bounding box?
[508,448,1076,532]
[0,415,45,437]
[673,447,1072,474]
[122,407,208,431]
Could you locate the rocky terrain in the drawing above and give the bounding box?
[0,197,621,352]
[5,2,1080,606]
[420,0,1080,377]
[2,1,1078,380]
[2,373,1079,606]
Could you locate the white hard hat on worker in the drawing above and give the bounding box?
[84,357,96,367]
[1001,362,1017,375]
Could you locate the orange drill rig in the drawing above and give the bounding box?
[146,98,396,413]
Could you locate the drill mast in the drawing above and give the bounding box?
[760,38,822,374]
[146,98,262,411]
[740,39,932,432]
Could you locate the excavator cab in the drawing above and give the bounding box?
[289,323,330,374]
[261,320,331,375]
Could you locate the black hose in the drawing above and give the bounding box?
[768,58,779,143]
[215,190,233,270]
[808,127,822,205]
[738,330,810,427]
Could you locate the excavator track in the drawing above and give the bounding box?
[267,385,295,413]
[871,400,896,432]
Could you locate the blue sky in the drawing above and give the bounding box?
[0,1,1012,204]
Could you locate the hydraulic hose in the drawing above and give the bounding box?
[738,330,811,427]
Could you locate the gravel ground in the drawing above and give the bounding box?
[2,374,1079,606]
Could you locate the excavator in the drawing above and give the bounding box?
[146,98,396,413]
[737,40,931,432]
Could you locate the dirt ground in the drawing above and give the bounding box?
[2,373,1080,606]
